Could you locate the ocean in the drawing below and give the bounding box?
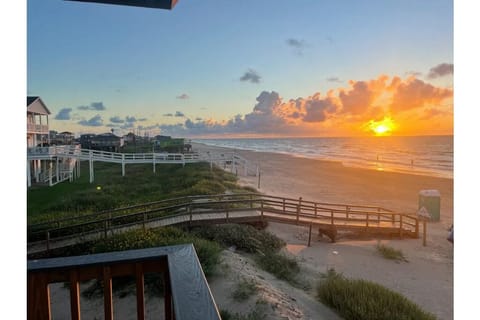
[193,136,453,179]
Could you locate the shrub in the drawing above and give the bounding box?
[316,269,436,320]
[376,243,408,262]
[192,224,285,255]
[232,278,258,301]
[256,251,299,284]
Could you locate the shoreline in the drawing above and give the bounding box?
[192,137,453,180]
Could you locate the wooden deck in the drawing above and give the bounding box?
[28,193,420,255]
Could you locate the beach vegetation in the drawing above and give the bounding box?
[376,243,408,262]
[256,251,299,284]
[27,161,256,224]
[232,277,258,301]
[220,300,268,320]
[316,269,436,320]
[191,224,285,255]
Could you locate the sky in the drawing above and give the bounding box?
[26,0,454,138]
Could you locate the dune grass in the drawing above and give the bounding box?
[27,161,255,224]
[376,243,409,262]
[316,269,436,320]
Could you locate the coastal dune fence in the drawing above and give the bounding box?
[27,146,259,185]
[28,193,420,254]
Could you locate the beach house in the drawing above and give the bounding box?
[27,96,51,147]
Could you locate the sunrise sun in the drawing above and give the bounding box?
[367,117,396,136]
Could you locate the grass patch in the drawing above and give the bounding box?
[316,269,436,320]
[232,278,258,301]
[220,300,268,320]
[27,161,256,224]
[376,243,408,262]
[256,251,299,284]
[191,224,285,255]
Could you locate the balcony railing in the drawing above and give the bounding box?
[27,123,49,133]
[27,244,221,320]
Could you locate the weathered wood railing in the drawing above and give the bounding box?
[27,244,221,320]
[28,193,419,253]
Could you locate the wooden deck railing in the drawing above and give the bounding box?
[28,193,419,253]
[27,244,221,320]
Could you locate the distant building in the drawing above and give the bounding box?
[27,96,50,147]
[80,133,124,152]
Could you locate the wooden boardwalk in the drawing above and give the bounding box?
[27,193,420,255]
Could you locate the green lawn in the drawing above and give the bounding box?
[27,161,255,224]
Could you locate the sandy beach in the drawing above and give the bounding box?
[47,142,453,319]
[192,142,454,320]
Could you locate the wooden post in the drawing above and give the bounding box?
[135,263,145,320]
[314,203,317,217]
[56,157,59,183]
[49,161,53,186]
[104,220,108,238]
[250,194,253,209]
[69,270,81,320]
[346,206,350,220]
[27,273,51,320]
[399,214,403,239]
[261,200,264,218]
[46,231,50,252]
[257,170,261,189]
[330,210,334,225]
[27,160,31,187]
[366,213,369,228]
[283,198,286,212]
[122,154,125,176]
[307,224,312,247]
[415,217,419,238]
[297,197,302,223]
[423,218,427,246]
[103,266,114,320]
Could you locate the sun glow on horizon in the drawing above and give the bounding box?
[367,117,396,136]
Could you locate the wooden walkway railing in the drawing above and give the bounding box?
[27,244,221,320]
[28,193,420,254]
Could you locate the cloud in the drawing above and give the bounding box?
[109,116,124,123]
[339,81,375,115]
[303,97,338,122]
[78,115,103,127]
[55,108,73,120]
[286,38,305,48]
[175,111,185,117]
[125,116,137,123]
[389,78,453,112]
[176,93,189,99]
[286,38,307,55]
[77,102,106,111]
[240,69,261,83]
[326,77,342,83]
[427,63,453,79]
[158,74,453,137]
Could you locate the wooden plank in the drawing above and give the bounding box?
[103,266,114,320]
[69,270,81,320]
[27,273,51,320]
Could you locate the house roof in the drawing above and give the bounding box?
[27,96,51,115]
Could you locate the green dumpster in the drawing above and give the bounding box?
[418,190,441,222]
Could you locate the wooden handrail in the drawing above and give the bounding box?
[27,244,221,320]
[28,193,419,251]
